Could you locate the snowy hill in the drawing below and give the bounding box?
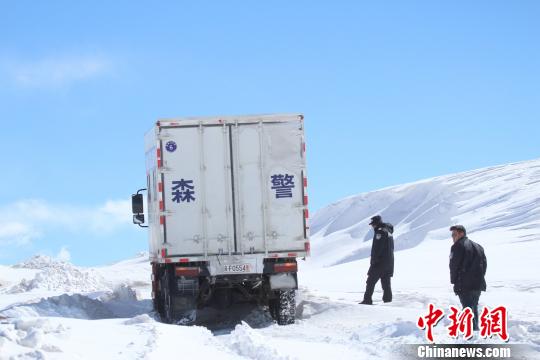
[1,159,539,359]
[310,158,540,267]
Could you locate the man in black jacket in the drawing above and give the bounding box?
[449,225,487,331]
[360,215,394,305]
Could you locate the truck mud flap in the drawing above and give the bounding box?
[269,273,297,290]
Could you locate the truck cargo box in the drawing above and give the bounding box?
[143,114,309,264]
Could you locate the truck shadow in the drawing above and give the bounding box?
[195,302,274,335]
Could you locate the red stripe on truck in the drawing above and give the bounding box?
[304,195,308,205]
[160,215,165,225]
[158,182,163,192]
[304,209,309,219]
[303,177,307,187]
[159,201,163,210]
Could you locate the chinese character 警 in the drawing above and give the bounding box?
[271,174,295,198]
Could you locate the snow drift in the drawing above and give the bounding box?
[310,158,540,267]
[1,158,539,358]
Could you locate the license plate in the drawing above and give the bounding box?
[223,264,251,273]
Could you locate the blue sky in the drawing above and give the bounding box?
[1,1,539,265]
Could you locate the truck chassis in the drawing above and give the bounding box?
[151,257,298,325]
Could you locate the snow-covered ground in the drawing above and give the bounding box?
[1,159,540,359]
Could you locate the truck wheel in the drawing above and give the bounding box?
[153,283,164,318]
[214,288,233,309]
[152,265,164,316]
[161,269,174,324]
[268,298,279,320]
[276,289,295,325]
[160,268,198,325]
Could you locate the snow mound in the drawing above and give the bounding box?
[12,255,59,270]
[1,294,114,319]
[93,253,152,291]
[100,284,138,302]
[98,284,152,318]
[0,317,66,357]
[0,286,152,320]
[6,258,109,294]
[124,314,155,325]
[226,322,291,360]
[310,158,540,267]
[349,320,422,344]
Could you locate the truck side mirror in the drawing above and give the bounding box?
[131,190,148,227]
[133,213,145,225]
[132,193,144,214]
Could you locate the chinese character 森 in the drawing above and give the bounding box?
[172,179,195,203]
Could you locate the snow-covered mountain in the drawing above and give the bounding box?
[1,159,539,359]
[310,158,540,267]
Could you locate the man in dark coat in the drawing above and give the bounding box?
[360,215,394,305]
[449,225,487,331]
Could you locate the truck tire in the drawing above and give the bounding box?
[268,298,279,321]
[214,288,233,309]
[276,289,295,325]
[160,269,174,324]
[152,265,164,316]
[160,268,198,325]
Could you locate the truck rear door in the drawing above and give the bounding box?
[232,119,306,255]
[160,124,234,257]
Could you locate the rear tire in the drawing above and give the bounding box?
[276,289,295,325]
[160,268,198,325]
[214,288,233,309]
[152,264,164,317]
[268,298,279,320]
[160,268,174,324]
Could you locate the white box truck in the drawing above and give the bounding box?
[132,114,309,325]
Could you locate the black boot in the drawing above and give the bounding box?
[381,276,392,303]
[361,275,377,305]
